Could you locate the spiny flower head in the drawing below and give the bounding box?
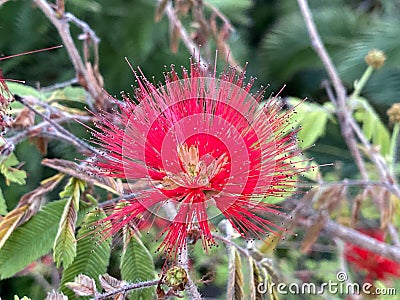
[344,229,400,282]
[92,61,305,258]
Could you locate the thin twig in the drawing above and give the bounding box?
[92,279,160,300]
[296,0,370,181]
[297,206,400,262]
[39,78,78,92]
[212,234,249,257]
[297,179,397,192]
[388,223,400,246]
[203,2,235,33]
[323,219,400,262]
[163,1,208,69]
[14,95,98,155]
[296,0,346,105]
[298,0,400,195]
[33,0,106,110]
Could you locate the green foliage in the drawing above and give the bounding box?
[261,4,364,84]
[13,296,31,300]
[60,209,111,299]
[0,187,7,215]
[7,82,46,100]
[53,178,86,268]
[287,97,333,149]
[0,153,27,186]
[46,86,87,104]
[353,96,391,156]
[120,229,156,300]
[0,200,67,279]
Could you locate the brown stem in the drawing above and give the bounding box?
[92,279,160,300]
[163,1,208,69]
[33,0,106,110]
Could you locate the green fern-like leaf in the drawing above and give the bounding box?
[120,228,156,300]
[53,178,86,268]
[0,200,67,279]
[60,209,111,300]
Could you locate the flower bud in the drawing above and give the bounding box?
[165,266,188,291]
[387,103,400,123]
[365,49,386,69]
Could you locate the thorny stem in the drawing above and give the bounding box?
[92,279,160,300]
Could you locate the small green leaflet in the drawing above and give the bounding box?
[0,153,27,185]
[120,227,156,300]
[60,209,111,300]
[7,81,46,101]
[0,200,67,279]
[353,96,391,156]
[53,178,86,268]
[287,97,333,149]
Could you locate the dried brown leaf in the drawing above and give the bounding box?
[99,273,125,292]
[42,158,120,195]
[12,107,35,128]
[316,186,346,214]
[169,24,181,54]
[155,0,169,22]
[249,258,262,300]
[45,290,68,300]
[176,0,192,15]
[227,247,244,300]
[0,173,64,249]
[301,213,328,253]
[351,192,365,227]
[65,274,97,296]
[379,189,393,230]
[29,136,48,155]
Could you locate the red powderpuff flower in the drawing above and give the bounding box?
[344,229,400,282]
[0,69,14,133]
[92,61,305,257]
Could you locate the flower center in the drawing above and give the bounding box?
[161,144,229,191]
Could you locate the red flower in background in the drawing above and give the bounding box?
[344,229,400,282]
[92,62,304,257]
